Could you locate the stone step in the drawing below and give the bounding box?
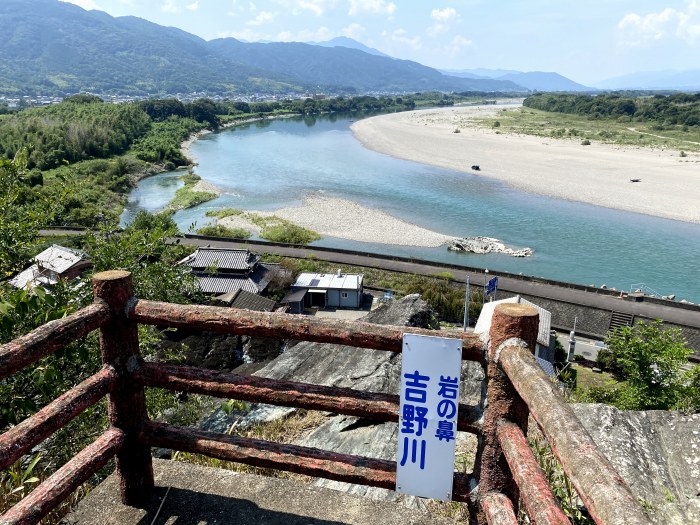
[609,311,634,331]
[63,459,459,525]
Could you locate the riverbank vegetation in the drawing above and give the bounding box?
[0,92,506,232]
[204,208,320,245]
[169,172,218,211]
[479,93,700,152]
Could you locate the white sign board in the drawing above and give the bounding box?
[396,333,462,501]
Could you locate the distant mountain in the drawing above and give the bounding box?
[0,0,521,96]
[595,70,700,91]
[311,37,390,58]
[497,72,594,92]
[441,68,520,79]
[207,39,521,93]
[0,0,299,96]
[440,69,592,92]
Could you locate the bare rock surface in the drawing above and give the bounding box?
[448,236,533,257]
[238,294,484,506]
[572,404,700,525]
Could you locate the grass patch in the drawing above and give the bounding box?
[168,172,217,210]
[476,107,700,152]
[173,409,327,480]
[196,224,251,239]
[260,222,320,244]
[205,208,244,219]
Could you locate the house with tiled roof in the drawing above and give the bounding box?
[179,248,276,296]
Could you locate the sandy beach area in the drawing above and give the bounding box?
[351,105,700,224]
[218,195,455,247]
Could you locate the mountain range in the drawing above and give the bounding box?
[440,69,594,92]
[5,0,678,98]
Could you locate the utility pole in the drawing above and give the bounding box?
[463,275,470,331]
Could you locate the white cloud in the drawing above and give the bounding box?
[59,0,102,10]
[431,7,456,23]
[295,0,337,16]
[247,10,275,25]
[445,35,472,57]
[341,23,366,40]
[427,7,459,37]
[186,1,199,11]
[348,0,396,16]
[619,1,700,45]
[160,0,181,14]
[381,28,421,50]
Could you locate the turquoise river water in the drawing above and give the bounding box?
[121,113,700,303]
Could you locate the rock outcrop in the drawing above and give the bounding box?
[448,236,533,257]
[572,404,700,525]
[209,294,484,505]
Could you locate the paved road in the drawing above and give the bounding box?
[177,236,700,331]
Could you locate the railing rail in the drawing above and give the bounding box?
[0,271,652,525]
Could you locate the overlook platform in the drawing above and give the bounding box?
[64,459,453,525]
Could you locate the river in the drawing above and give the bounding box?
[121,113,700,303]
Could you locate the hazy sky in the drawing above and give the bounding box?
[60,0,700,85]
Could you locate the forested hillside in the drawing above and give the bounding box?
[0,0,521,96]
[524,93,700,127]
[0,92,463,227]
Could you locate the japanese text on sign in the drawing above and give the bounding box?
[396,334,462,501]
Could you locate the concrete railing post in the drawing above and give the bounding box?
[93,270,153,507]
[472,303,539,523]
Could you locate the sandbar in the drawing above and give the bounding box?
[218,195,455,247]
[351,105,700,224]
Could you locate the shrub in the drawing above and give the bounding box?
[196,224,251,239]
[260,223,320,245]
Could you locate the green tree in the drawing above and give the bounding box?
[596,320,699,411]
[0,150,65,278]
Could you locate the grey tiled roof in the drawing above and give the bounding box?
[181,249,260,272]
[196,276,260,295]
[227,290,276,312]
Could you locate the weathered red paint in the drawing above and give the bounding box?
[135,362,482,434]
[497,420,571,525]
[92,271,154,507]
[481,492,519,525]
[500,344,652,525]
[0,269,649,524]
[0,428,124,525]
[0,367,117,471]
[129,299,484,362]
[0,302,109,381]
[473,303,539,523]
[139,420,475,503]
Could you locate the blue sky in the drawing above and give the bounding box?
[61,0,700,85]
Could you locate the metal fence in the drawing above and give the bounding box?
[0,271,651,525]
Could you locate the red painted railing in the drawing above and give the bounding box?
[0,271,651,525]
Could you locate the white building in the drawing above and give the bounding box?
[475,295,556,362]
[282,271,364,313]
